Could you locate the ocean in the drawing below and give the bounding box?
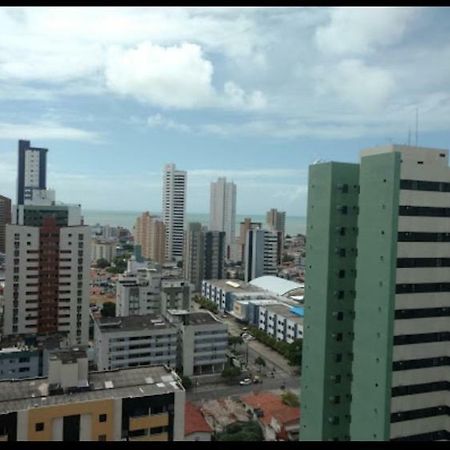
[82,210,307,236]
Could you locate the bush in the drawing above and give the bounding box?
[193,295,219,314]
[216,421,263,441]
[96,258,110,269]
[221,365,241,381]
[181,376,193,390]
[281,390,300,407]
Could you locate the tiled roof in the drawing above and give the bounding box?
[240,392,300,427]
[185,402,213,436]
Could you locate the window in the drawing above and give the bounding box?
[99,414,107,422]
[35,423,44,432]
[98,434,107,441]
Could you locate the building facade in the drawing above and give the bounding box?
[162,164,186,262]
[301,144,450,441]
[0,348,185,441]
[91,239,117,264]
[258,304,303,344]
[266,208,286,235]
[244,229,281,282]
[93,315,178,371]
[0,195,11,254]
[209,177,236,259]
[134,212,166,265]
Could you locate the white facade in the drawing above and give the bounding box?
[162,163,187,262]
[209,177,236,258]
[93,315,178,371]
[258,304,303,343]
[91,239,117,263]
[3,222,91,345]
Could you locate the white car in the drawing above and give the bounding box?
[240,378,252,386]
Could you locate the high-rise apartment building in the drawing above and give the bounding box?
[0,195,11,254]
[209,177,236,259]
[3,142,90,345]
[266,208,286,235]
[301,144,450,441]
[244,229,281,282]
[16,139,48,206]
[134,212,166,264]
[183,223,225,291]
[238,218,261,264]
[162,164,186,262]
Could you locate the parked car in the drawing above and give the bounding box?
[240,378,252,386]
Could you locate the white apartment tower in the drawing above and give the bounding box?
[162,164,187,262]
[209,177,236,259]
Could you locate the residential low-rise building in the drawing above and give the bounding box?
[166,310,228,377]
[93,315,178,372]
[231,299,282,325]
[0,347,185,441]
[91,239,117,264]
[258,304,304,343]
[184,401,213,441]
[161,279,191,316]
[241,392,300,441]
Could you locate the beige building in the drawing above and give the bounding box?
[134,212,166,264]
[0,348,185,441]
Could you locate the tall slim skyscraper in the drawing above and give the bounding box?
[301,144,450,441]
[0,195,11,254]
[162,164,187,262]
[3,142,90,345]
[184,223,225,291]
[238,218,261,264]
[244,228,281,282]
[16,139,48,206]
[266,208,286,235]
[209,177,236,259]
[134,211,166,265]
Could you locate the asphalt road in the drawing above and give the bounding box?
[187,375,300,403]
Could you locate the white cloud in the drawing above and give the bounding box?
[315,7,418,56]
[147,113,192,133]
[105,41,266,110]
[0,121,101,142]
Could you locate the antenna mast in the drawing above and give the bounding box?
[415,107,419,146]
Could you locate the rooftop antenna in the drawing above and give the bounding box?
[415,107,419,146]
[407,128,411,146]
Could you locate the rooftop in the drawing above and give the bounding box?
[240,392,300,427]
[0,333,67,354]
[96,314,175,333]
[0,365,183,414]
[205,279,264,293]
[185,402,212,436]
[264,304,304,324]
[249,276,304,297]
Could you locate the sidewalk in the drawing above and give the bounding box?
[247,339,296,376]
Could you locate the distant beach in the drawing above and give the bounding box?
[83,210,307,236]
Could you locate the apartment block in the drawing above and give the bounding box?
[91,239,117,264]
[0,348,185,441]
[134,212,166,265]
[258,304,304,343]
[93,315,178,371]
[0,195,11,254]
[301,144,450,442]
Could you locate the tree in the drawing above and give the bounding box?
[281,390,300,407]
[96,258,110,269]
[286,339,303,367]
[101,302,116,317]
[181,376,193,390]
[216,421,263,441]
[221,365,241,381]
[255,356,266,369]
[228,335,243,351]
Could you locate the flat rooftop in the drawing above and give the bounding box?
[0,333,67,354]
[96,314,176,333]
[188,312,222,325]
[0,365,183,414]
[264,304,304,324]
[205,279,264,293]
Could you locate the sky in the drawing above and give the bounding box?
[0,7,450,216]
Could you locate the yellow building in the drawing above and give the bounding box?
[134,212,166,265]
[0,348,185,441]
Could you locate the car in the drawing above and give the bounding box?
[239,378,252,386]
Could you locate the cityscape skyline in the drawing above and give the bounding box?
[1,7,450,215]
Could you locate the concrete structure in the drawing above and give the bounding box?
[0,195,11,255]
[266,208,286,235]
[183,222,225,291]
[116,268,162,316]
[301,144,450,441]
[0,333,68,381]
[166,310,228,377]
[91,239,117,264]
[249,275,304,299]
[93,315,178,371]
[232,298,283,325]
[209,177,236,259]
[184,401,212,441]
[238,218,261,263]
[162,164,186,262]
[244,228,282,282]
[258,304,304,343]
[134,212,166,265]
[16,140,48,206]
[161,279,191,317]
[0,347,185,441]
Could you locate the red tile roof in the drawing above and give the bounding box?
[240,392,300,427]
[185,402,213,436]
